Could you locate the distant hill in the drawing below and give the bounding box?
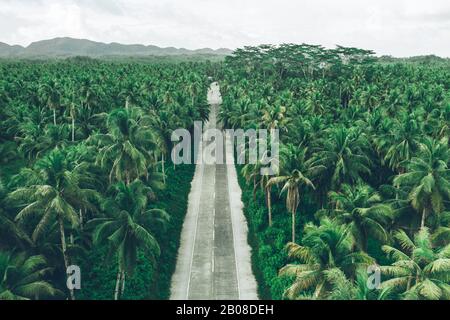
[0,42,24,56]
[378,54,450,65]
[0,37,233,59]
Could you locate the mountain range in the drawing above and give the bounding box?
[0,37,233,58]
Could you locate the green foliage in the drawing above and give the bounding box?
[0,251,63,300]
[225,44,450,300]
[0,58,207,300]
[1,43,450,300]
[76,164,194,300]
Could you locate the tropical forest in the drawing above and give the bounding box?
[0,43,449,301]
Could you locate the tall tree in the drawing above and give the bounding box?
[92,107,157,185]
[0,252,62,300]
[8,149,98,300]
[89,180,169,300]
[328,184,394,251]
[394,137,450,230]
[381,228,450,300]
[313,126,371,191]
[39,80,61,126]
[280,218,373,299]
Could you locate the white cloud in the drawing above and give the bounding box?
[0,0,449,56]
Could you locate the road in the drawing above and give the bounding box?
[170,82,258,300]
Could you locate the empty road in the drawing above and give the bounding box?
[170,82,258,300]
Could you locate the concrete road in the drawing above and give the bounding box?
[170,82,258,300]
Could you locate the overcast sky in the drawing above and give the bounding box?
[0,0,449,57]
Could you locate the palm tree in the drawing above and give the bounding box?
[268,168,315,243]
[8,149,98,300]
[0,179,32,248]
[393,137,450,230]
[375,116,422,173]
[339,78,354,108]
[119,83,140,110]
[241,160,274,225]
[69,101,77,142]
[240,135,278,227]
[148,110,173,185]
[260,101,289,132]
[313,126,371,190]
[39,80,61,126]
[325,267,393,300]
[358,84,379,111]
[381,228,450,300]
[89,180,169,300]
[0,251,62,300]
[0,212,32,250]
[92,107,157,185]
[279,218,373,299]
[305,86,325,115]
[432,212,450,247]
[79,78,100,112]
[328,184,394,251]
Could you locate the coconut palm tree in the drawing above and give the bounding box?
[393,137,450,230]
[381,228,450,300]
[89,180,169,300]
[280,218,373,299]
[92,107,157,185]
[8,149,98,300]
[375,116,422,173]
[119,83,140,110]
[0,251,62,300]
[328,184,394,251]
[39,80,61,126]
[325,267,393,300]
[312,126,371,191]
[432,212,450,247]
[260,101,289,132]
[148,110,173,185]
[270,168,313,243]
[0,179,32,248]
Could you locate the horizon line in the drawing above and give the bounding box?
[1,36,449,59]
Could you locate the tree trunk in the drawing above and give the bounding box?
[292,212,296,243]
[53,109,57,125]
[162,154,166,185]
[361,232,368,252]
[121,271,126,296]
[125,97,129,110]
[71,115,75,142]
[421,208,427,229]
[58,216,75,300]
[266,188,272,227]
[114,269,122,300]
[79,209,84,231]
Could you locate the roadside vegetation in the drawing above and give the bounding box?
[221,44,450,300]
[1,44,449,300]
[0,59,208,299]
